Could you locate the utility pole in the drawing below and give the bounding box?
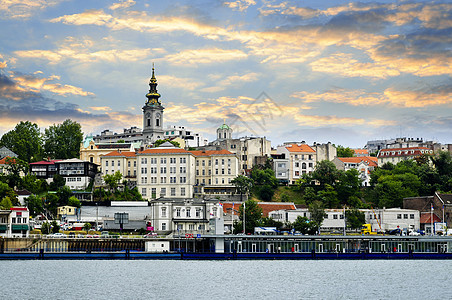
[243,201,246,234]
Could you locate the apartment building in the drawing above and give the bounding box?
[136,142,196,199]
[276,143,316,184]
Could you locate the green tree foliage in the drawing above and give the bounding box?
[292,216,317,235]
[41,222,50,234]
[250,166,278,201]
[43,119,84,159]
[336,145,355,157]
[238,199,263,234]
[57,186,72,206]
[25,195,44,217]
[317,184,339,208]
[50,174,66,191]
[50,220,60,233]
[311,160,341,188]
[345,208,365,230]
[153,139,180,148]
[308,200,326,233]
[83,222,91,231]
[335,169,362,206]
[104,171,123,192]
[0,181,18,205]
[0,121,42,163]
[0,197,13,209]
[20,174,48,194]
[44,193,59,218]
[280,192,290,202]
[3,157,28,189]
[67,196,81,208]
[431,151,452,192]
[301,186,318,205]
[231,175,253,201]
[261,217,283,229]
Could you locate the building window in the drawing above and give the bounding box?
[333,214,338,219]
[111,161,114,167]
[186,208,191,217]
[196,209,201,217]
[162,223,166,230]
[397,214,401,219]
[181,187,185,196]
[106,161,108,167]
[180,157,186,164]
[295,162,299,168]
[141,188,146,196]
[302,163,306,169]
[176,208,181,217]
[161,207,167,217]
[171,188,176,196]
[410,214,414,219]
[160,188,166,196]
[403,214,408,219]
[118,160,120,166]
[152,188,156,198]
[161,158,166,164]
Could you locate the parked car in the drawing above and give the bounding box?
[144,232,158,238]
[49,233,66,238]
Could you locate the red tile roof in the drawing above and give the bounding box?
[189,149,234,156]
[337,156,377,167]
[420,212,441,224]
[354,149,368,155]
[29,160,61,165]
[139,148,189,154]
[103,151,136,157]
[285,144,315,153]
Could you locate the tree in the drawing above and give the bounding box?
[238,199,263,234]
[44,193,59,218]
[0,121,42,163]
[311,160,340,188]
[41,222,50,234]
[302,186,318,204]
[0,197,13,209]
[280,192,290,202]
[309,200,327,233]
[292,216,317,235]
[261,217,283,230]
[50,220,60,233]
[83,222,91,232]
[104,171,123,192]
[20,174,48,194]
[43,119,83,159]
[153,139,180,148]
[57,186,72,206]
[336,169,362,206]
[50,174,66,191]
[68,196,81,208]
[3,157,28,189]
[0,182,18,205]
[25,195,44,217]
[336,145,355,157]
[317,184,339,208]
[345,208,365,230]
[231,175,253,201]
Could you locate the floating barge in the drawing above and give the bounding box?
[1,234,451,260]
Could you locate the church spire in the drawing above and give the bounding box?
[146,63,161,105]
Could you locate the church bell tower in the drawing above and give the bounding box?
[142,65,164,144]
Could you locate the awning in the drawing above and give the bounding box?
[12,225,28,231]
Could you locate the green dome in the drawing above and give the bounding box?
[218,124,230,130]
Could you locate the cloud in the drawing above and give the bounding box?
[292,84,452,108]
[157,75,205,91]
[310,53,400,79]
[224,0,256,12]
[89,106,112,111]
[165,48,247,65]
[0,72,139,137]
[11,72,94,97]
[201,72,259,93]
[0,0,63,19]
[109,0,135,11]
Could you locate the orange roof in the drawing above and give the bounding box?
[354,149,368,154]
[104,151,136,157]
[0,156,16,164]
[189,149,234,156]
[139,148,189,154]
[285,144,315,153]
[221,202,296,217]
[337,156,377,167]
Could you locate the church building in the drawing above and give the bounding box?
[142,66,165,144]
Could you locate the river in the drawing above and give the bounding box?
[2,260,451,299]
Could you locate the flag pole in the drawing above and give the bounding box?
[231,203,234,234]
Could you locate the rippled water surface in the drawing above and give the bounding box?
[2,260,451,299]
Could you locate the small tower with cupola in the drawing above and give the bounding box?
[216,122,232,141]
[142,65,164,144]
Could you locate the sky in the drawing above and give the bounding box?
[0,0,452,148]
